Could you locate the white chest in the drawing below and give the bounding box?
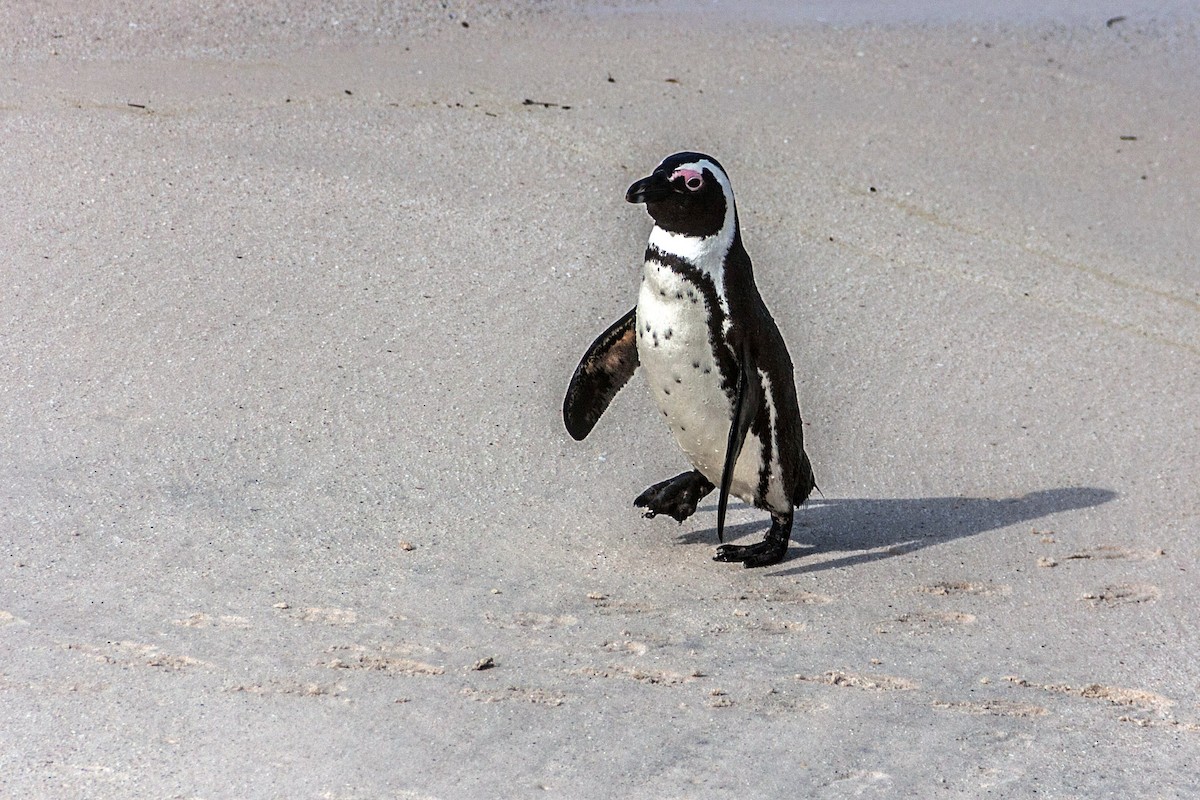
[635,260,765,504]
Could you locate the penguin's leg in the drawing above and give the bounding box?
[713,509,792,568]
[634,470,715,523]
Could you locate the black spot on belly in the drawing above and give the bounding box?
[692,361,700,369]
[703,367,711,374]
[664,328,673,340]
[680,425,686,432]
[675,292,683,299]
[663,387,671,395]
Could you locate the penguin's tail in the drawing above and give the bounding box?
[794,449,818,505]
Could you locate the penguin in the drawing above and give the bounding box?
[563,151,816,568]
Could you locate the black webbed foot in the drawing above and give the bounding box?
[713,537,789,568]
[634,470,715,523]
[713,511,792,568]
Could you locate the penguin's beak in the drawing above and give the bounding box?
[626,171,672,204]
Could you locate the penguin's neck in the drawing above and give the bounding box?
[648,222,734,285]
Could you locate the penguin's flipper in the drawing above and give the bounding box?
[715,342,762,543]
[563,307,640,441]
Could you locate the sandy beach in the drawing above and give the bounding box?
[3,2,1199,797]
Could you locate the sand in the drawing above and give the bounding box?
[2,2,1199,797]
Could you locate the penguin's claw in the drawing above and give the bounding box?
[633,470,715,523]
[713,537,789,568]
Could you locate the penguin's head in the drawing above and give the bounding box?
[626,151,734,238]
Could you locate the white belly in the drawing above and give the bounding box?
[636,265,765,505]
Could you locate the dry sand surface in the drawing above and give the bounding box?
[3,1,1200,797]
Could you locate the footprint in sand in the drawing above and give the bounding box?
[1004,675,1174,714]
[874,610,975,635]
[1081,583,1160,607]
[173,612,251,629]
[913,581,1011,597]
[574,664,704,686]
[931,698,1047,717]
[228,680,346,698]
[318,645,444,675]
[460,686,566,706]
[585,595,660,615]
[603,639,650,656]
[794,670,918,691]
[285,607,358,625]
[749,619,808,634]
[602,628,677,655]
[706,686,824,713]
[1063,545,1165,562]
[64,641,208,671]
[728,588,834,605]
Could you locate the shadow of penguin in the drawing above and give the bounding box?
[679,487,1117,575]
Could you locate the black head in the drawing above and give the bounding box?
[625,151,733,237]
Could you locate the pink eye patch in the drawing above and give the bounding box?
[671,168,704,190]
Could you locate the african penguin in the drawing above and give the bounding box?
[563,151,816,568]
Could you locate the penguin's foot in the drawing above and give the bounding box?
[713,511,792,568]
[713,538,788,568]
[634,470,715,523]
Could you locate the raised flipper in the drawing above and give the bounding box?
[563,307,639,441]
[714,342,762,543]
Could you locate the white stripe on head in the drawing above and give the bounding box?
[647,157,738,275]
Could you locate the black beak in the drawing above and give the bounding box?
[626,171,672,204]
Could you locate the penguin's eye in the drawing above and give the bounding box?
[670,169,705,193]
